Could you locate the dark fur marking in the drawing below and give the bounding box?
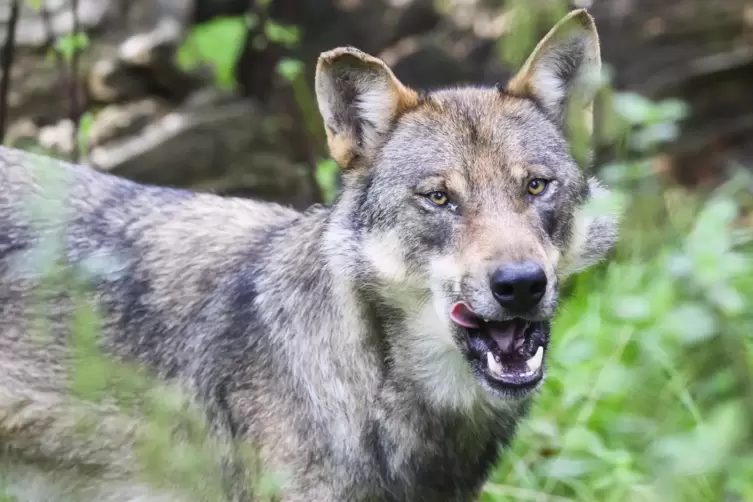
[214,376,240,438]
[457,104,479,145]
[363,419,392,496]
[415,218,449,251]
[550,42,586,114]
[358,288,391,374]
[579,176,591,202]
[352,172,374,233]
[0,233,29,260]
[540,206,558,239]
[330,72,366,149]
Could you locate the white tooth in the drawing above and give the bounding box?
[486,351,503,375]
[526,346,544,373]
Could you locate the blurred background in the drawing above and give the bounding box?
[0,0,752,500]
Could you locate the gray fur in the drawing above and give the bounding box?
[0,9,618,502]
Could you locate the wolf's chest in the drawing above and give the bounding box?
[351,413,510,501]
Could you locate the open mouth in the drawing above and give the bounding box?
[450,302,550,393]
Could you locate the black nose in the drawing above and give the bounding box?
[489,261,547,313]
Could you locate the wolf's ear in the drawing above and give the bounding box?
[507,9,601,135]
[315,47,420,169]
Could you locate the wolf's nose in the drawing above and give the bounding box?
[489,261,547,313]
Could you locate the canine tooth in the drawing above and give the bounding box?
[486,352,503,375]
[526,346,544,373]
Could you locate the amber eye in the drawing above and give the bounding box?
[426,191,449,206]
[527,179,549,196]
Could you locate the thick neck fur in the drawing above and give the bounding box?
[302,178,530,499]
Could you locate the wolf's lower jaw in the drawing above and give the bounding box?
[462,319,550,393]
[486,345,544,379]
[469,346,546,393]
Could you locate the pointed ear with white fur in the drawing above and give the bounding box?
[507,9,601,136]
[315,47,420,169]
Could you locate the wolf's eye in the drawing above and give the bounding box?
[426,191,449,206]
[527,179,549,196]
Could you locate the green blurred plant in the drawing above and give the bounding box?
[276,57,335,202]
[177,15,248,90]
[264,20,300,49]
[175,10,338,202]
[53,31,90,62]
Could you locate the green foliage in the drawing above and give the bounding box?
[278,56,322,143]
[611,93,690,153]
[315,158,340,203]
[277,57,304,82]
[177,15,249,90]
[264,21,300,48]
[174,8,332,200]
[496,0,569,67]
[54,31,90,61]
[77,110,94,153]
[276,56,334,201]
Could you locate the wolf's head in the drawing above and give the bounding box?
[316,10,619,407]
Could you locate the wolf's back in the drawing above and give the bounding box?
[0,145,308,501]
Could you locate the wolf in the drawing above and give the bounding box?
[0,8,618,502]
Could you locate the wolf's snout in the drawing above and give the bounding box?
[489,261,547,313]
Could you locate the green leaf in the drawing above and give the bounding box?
[650,402,746,477]
[562,427,608,457]
[661,303,717,345]
[706,284,745,317]
[612,295,652,322]
[176,15,247,89]
[655,99,690,123]
[277,58,304,82]
[55,32,90,61]
[264,21,300,48]
[77,110,94,153]
[315,158,339,203]
[612,92,653,125]
[539,456,597,480]
[630,122,680,150]
[69,292,108,402]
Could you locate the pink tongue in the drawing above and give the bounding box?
[489,321,527,353]
[450,302,482,328]
[450,303,528,353]
[488,324,517,353]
